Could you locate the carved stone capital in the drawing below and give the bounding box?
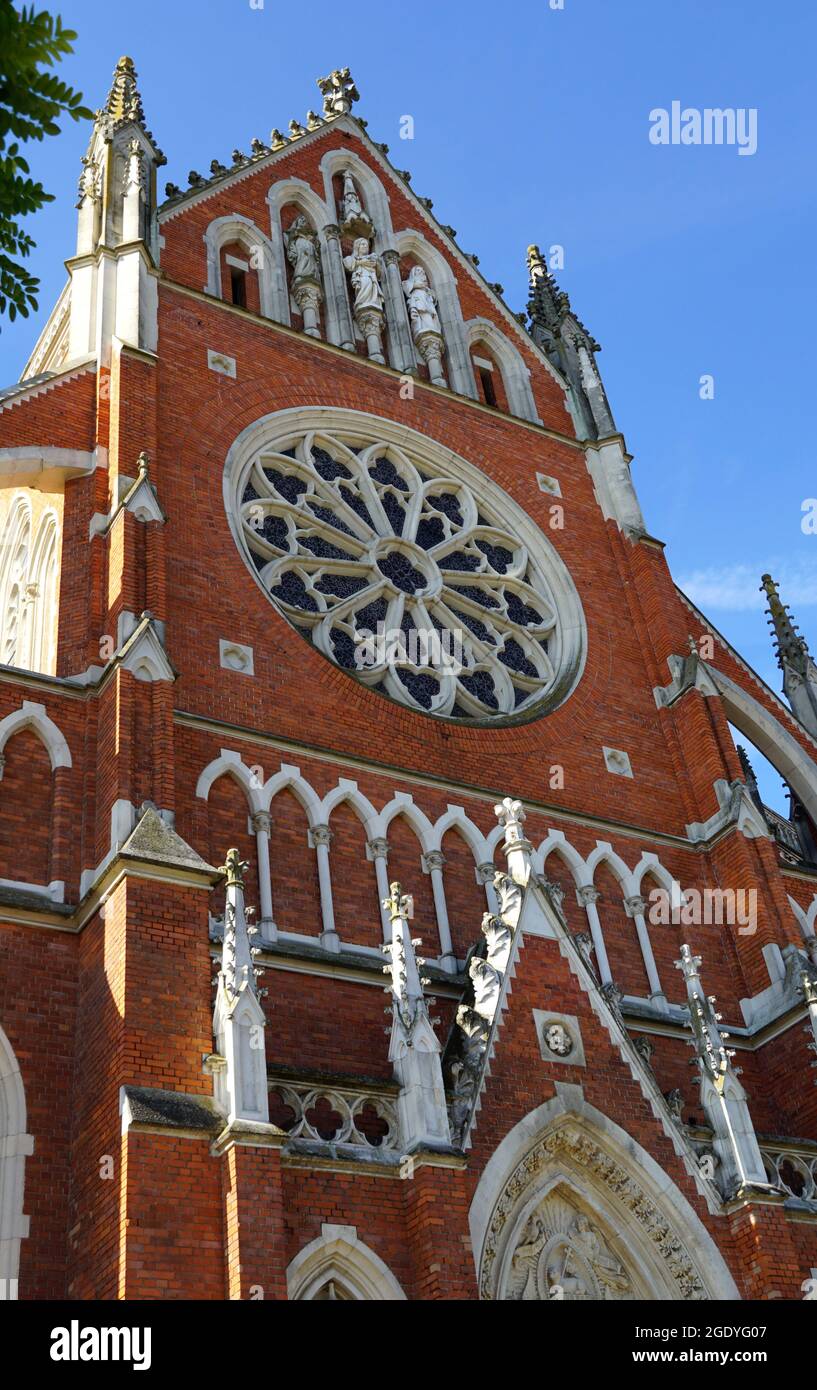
[576,884,601,907]
[366,837,389,861]
[381,248,401,268]
[422,850,446,873]
[310,823,333,848]
[624,894,648,918]
[477,861,497,885]
[251,811,272,835]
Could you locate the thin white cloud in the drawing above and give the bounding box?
[677,559,817,612]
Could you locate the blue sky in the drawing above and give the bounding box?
[3,0,815,806]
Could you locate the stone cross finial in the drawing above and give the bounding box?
[219,847,247,891]
[317,68,360,118]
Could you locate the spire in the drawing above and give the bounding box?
[675,945,770,1196]
[69,56,163,360]
[526,244,615,440]
[211,848,269,1124]
[761,573,811,675]
[382,881,451,1152]
[761,574,817,739]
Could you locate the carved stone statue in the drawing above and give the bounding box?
[402,264,446,387]
[507,1216,547,1300]
[570,1214,632,1299]
[285,215,323,339]
[502,1197,634,1301]
[339,171,373,238]
[343,237,385,363]
[285,214,320,282]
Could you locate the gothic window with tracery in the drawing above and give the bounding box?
[228,414,584,722]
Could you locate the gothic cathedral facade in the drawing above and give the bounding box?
[1,58,816,1301]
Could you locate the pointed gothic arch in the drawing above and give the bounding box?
[0,494,32,667]
[287,1223,406,1301]
[708,664,817,828]
[462,316,541,423]
[0,700,71,770]
[470,1095,739,1301]
[0,1024,32,1296]
[203,214,277,317]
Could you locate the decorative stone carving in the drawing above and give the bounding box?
[338,171,374,239]
[483,1125,708,1301]
[382,881,450,1150]
[676,944,770,1195]
[317,67,360,118]
[402,265,446,386]
[343,238,385,363]
[211,848,269,1125]
[506,1197,633,1301]
[543,1021,573,1057]
[574,931,595,972]
[268,1076,400,1151]
[285,214,323,339]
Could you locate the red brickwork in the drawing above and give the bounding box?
[0,112,815,1303]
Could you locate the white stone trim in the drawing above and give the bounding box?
[203,213,277,317]
[287,1222,407,1300]
[0,1024,33,1296]
[0,700,71,770]
[602,745,633,778]
[463,315,542,424]
[207,349,236,379]
[219,639,254,675]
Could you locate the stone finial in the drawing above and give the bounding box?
[317,67,360,118]
[494,796,533,884]
[212,844,268,1124]
[105,56,145,127]
[381,880,450,1150]
[761,573,811,675]
[676,945,770,1194]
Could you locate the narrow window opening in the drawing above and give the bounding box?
[479,366,497,408]
[230,267,247,308]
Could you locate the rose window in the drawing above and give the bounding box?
[228,415,584,722]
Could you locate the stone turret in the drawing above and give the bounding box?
[68,57,165,363]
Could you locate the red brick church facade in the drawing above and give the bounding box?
[1,58,816,1301]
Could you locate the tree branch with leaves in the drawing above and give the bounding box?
[0,2,91,326]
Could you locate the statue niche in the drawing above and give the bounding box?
[402,264,447,387]
[505,1193,633,1301]
[338,170,374,240]
[285,213,323,339]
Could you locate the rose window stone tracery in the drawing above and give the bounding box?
[229,416,584,722]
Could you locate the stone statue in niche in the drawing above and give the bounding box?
[285,215,323,339]
[343,237,385,363]
[401,264,447,387]
[338,171,373,239]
